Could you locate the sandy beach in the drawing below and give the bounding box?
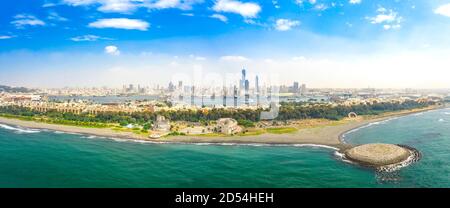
[0,105,443,150]
[0,117,148,141]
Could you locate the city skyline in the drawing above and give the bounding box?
[1,0,450,88]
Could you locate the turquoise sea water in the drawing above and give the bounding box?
[0,108,449,188]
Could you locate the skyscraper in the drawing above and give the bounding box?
[244,79,250,106]
[201,89,205,108]
[129,84,134,93]
[223,86,227,107]
[168,82,175,92]
[301,84,307,95]
[178,81,183,90]
[256,75,260,106]
[240,68,246,94]
[293,82,299,93]
[255,75,259,92]
[233,85,238,108]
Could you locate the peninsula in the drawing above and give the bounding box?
[0,104,441,150]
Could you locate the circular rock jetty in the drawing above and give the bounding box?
[345,143,411,167]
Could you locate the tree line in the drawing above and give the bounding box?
[0,100,436,126]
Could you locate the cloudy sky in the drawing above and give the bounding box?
[0,0,450,88]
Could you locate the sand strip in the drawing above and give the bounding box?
[0,105,443,149]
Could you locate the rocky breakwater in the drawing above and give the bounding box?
[344,143,420,171]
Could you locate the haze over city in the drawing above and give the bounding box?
[1,0,450,88]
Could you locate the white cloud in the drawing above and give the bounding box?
[71,35,112,41]
[99,0,138,13]
[62,0,203,13]
[275,19,300,31]
[105,45,120,55]
[42,3,57,7]
[210,14,228,22]
[272,0,280,9]
[349,0,361,4]
[291,56,306,61]
[48,12,68,21]
[213,0,261,18]
[89,18,150,30]
[367,7,402,30]
[144,0,203,10]
[63,0,134,13]
[434,3,450,17]
[296,0,315,5]
[11,14,46,29]
[220,55,250,62]
[63,0,136,13]
[189,55,207,61]
[314,3,328,11]
[62,0,97,6]
[0,35,14,40]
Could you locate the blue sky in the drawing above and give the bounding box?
[1,0,450,88]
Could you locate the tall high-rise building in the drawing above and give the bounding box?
[293,82,299,93]
[129,84,134,92]
[223,86,227,107]
[178,81,183,90]
[255,75,260,106]
[301,84,307,95]
[168,82,175,92]
[240,68,246,93]
[233,85,238,108]
[255,76,260,92]
[244,80,250,106]
[201,89,205,108]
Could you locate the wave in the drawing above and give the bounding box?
[109,137,171,144]
[377,145,421,173]
[341,118,397,140]
[444,112,450,115]
[81,135,102,139]
[292,144,339,150]
[74,134,341,151]
[438,118,445,122]
[333,151,355,164]
[0,123,41,134]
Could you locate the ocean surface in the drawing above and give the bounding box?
[0,108,449,188]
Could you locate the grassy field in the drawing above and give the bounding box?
[0,113,111,129]
[239,129,266,136]
[266,127,298,134]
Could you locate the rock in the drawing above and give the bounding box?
[345,143,411,167]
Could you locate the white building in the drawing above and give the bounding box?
[215,118,242,135]
[153,115,171,132]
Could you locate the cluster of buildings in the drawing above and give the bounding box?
[1,84,449,139]
[1,81,447,116]
[1,67,449,138]
[0,93,156,114]
[169,68,307,108]
[174,118,242,137]
[151,116,242,138]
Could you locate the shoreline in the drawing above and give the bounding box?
[0,105,444,150]
[338,104,448,144]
